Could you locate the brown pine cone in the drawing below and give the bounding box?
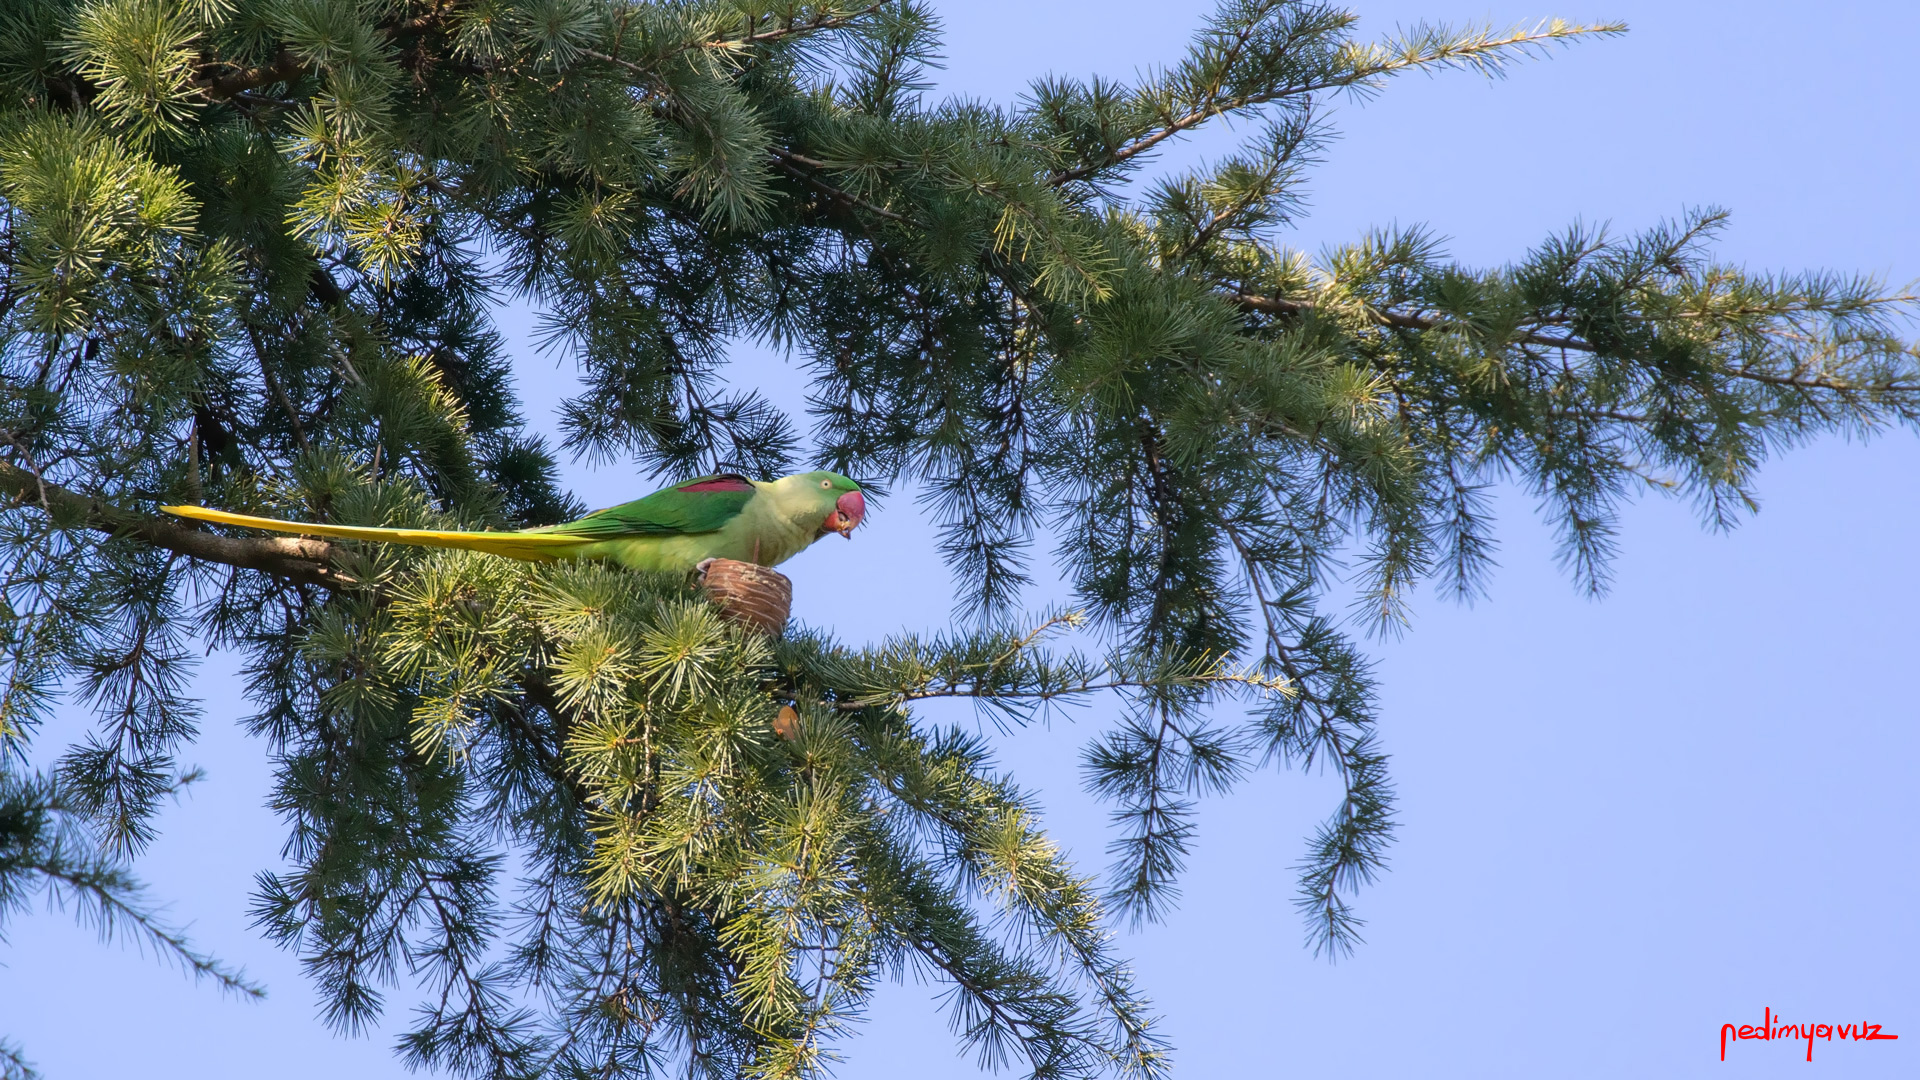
[696,558,793,635]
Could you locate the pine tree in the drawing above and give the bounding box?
[0,1,1915,1076]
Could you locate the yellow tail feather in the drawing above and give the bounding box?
[161,505,587,563]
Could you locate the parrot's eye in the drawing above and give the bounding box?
[820,479,832,489]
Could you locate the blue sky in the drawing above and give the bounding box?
[5,2,1917,1077]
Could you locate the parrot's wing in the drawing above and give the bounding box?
[530,473,757,541]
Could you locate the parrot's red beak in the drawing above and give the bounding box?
[826,490,865,538]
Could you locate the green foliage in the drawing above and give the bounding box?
[0,769,264,1010]
[311,554,1222,1076]
[1,0,1916,1076]
[0,1040,35,1080]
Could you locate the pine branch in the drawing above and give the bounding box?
[1,772,264,998]
[195,3,458,104]
[767,148,910,223]
[199,48,306,102]
[694,2,893,56]
[1049,18,1624,186]
[0,461,347,589]
[1231,290,1590,350]
[0,1039,35,1080]
[1232,288,1920,396]
[26,854,266,996]
[1718,364,1920,394]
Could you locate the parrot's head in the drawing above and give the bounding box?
[784,470,865,539]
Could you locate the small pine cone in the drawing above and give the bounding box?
[697,558,793,635]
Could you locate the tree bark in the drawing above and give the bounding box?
[0,463,348,589]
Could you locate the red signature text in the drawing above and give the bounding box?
[1721,1007,1898,1062]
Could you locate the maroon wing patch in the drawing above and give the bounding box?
[677,474,754,493]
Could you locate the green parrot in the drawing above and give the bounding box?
[162,470,866,573]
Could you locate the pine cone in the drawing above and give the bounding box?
[773,705,802,741]
[696,558,793,635]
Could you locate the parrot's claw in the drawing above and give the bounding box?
[695,558,716,579]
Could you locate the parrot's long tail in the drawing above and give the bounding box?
[161,505,588,562]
